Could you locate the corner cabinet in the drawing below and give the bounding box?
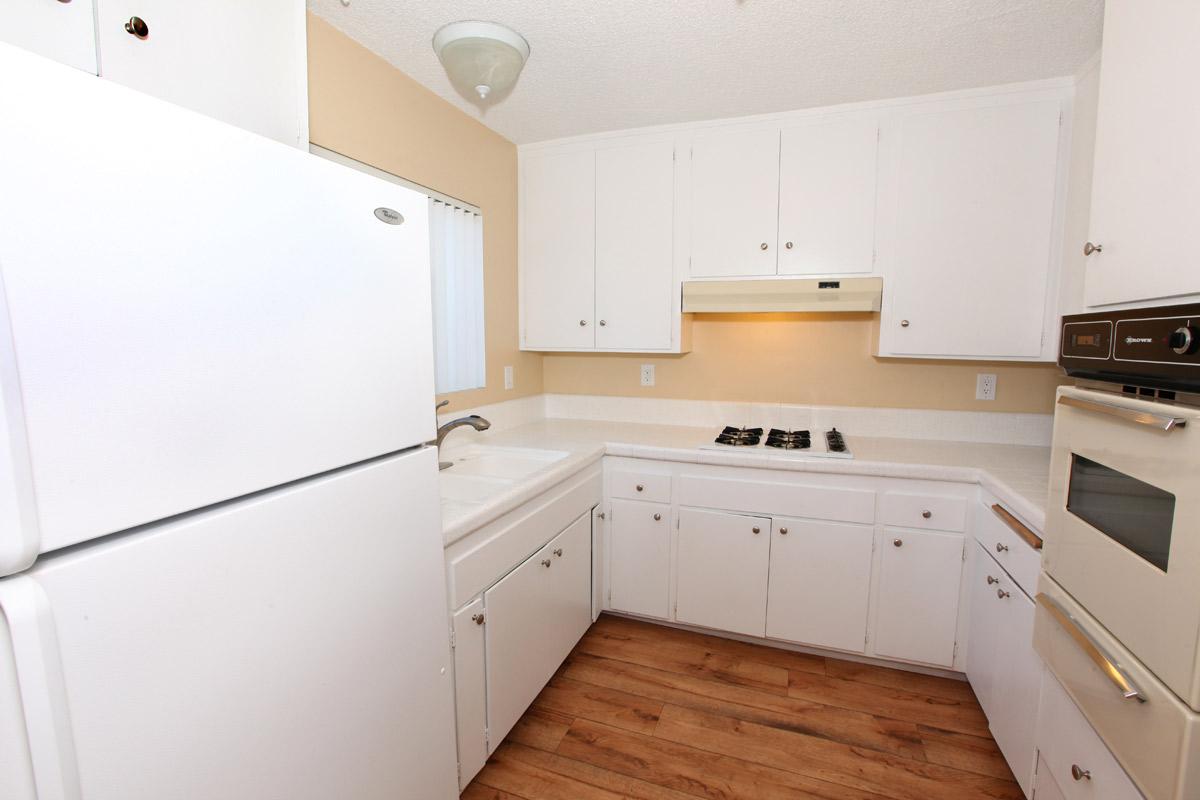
[519,135,689,353]
[0,0,308,147]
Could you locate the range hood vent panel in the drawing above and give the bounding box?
[682,277,883,313]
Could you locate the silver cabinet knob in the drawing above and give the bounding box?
[986,575,998,585]
[579,319,588,326]
[996,542,1009,553]
[784,241,794,250]
[124,15,149,38]
[1070,764,1091,782]
[599,319,607,326]
[760,242,769,250]
[597,512,606,520]
[921,510,932,519]
[779,527,788,535]
[997,588,1011,599]
[471,613,485,625]
[900,320,910,328]
[653,513,662,521]
[893,538,903,547]
[635,484,644,492]
[1083,242,1103,256]
[541,559,552,568]
[553,548,563,557]
[752,526,761,534]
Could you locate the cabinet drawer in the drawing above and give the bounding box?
[609,470,671,503]
[1034,580,1195,800]
[1036,669,1144,800]
[676,475,874,524]
[880,492,966,532]
[975,501,1041,596]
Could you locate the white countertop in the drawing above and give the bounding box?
[440,418,1051,546]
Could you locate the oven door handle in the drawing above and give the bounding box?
[1037,592,1146,703]
[1058,394,1187,431]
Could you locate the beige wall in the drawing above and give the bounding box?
[306,14,542,412]
[544,313,1065,413]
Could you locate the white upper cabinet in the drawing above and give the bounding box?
[0,0,97,73]
[520,137,683,353]
[595,139,676,350]
[778,118,880,276]
[521,147,597,349]
[878,96,1065,359]
[1,0,307,146]
[1083,2,1200,307]
[689,127,781,278]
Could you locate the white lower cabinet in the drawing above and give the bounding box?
[451,598,487,788]
[966,541,1040,795]
[608,498,671,618]
[676,507,771,637]
[485,512,592,752]
[766,518,874,653]
[872,528,965,667]
[1033,753,1068,800]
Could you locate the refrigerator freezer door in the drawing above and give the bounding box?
[0,447,458,800]
[0,44,437,563]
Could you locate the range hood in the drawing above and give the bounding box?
[682,277,883,313]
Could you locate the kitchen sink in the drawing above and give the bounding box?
[438,445,570,519]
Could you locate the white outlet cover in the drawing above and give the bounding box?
[504,365,514,390]
[640,364,655,387]
[976,373,997,401]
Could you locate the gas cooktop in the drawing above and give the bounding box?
[700,426,853,459]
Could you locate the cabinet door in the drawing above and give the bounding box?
[595,140,675,350]
[689,128,780,277]
[521,148,596,349]
[452,599,487,790]
[965,541,1003,719]
[1031,753,1067,800]
[1083,2,1200,306]
[873,528,965,666]
[879,98,1062,358]
[485,513,592,750]
[675,508,771,637]
[778,119,879,275]
[0,0,97,73]
[990,584,1040,796]
[766,518,873,653]
[94,0,307,146]
[608,499,671,619]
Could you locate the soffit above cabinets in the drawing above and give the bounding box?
[308,0,1102,144]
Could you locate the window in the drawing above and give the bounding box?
[310,146,486,395]
[428,198,485,394]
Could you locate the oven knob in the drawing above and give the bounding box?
[1169,326,1197,355]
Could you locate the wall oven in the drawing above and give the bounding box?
[1037,303,1200,800]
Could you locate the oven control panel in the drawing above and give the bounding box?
[1060,304,1200,392]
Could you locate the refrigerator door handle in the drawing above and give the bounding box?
[0,576,81,800]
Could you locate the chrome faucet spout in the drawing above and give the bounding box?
[434,414,492,470]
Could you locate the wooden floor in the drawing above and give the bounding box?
[462,613,1021,800]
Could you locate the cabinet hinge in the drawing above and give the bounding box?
[484,727,490,749]
[962,541,968,562]
[449,626,456,649]
[1059,110,1064,127]
[953,642,959,661]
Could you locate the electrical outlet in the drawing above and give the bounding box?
[640,364,655,387]
[976,373,997,401]
[503,365,514,390]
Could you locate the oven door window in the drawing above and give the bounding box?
[1067,454,1175,572]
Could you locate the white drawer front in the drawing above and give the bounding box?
[609,470,672,503]
[676,475,874,524]
[1036,669,1145,800]
[1034,578,1197,800]
[880,492,966,532]
[976,501,1041,597]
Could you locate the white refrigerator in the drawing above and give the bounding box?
[0,44,459,799]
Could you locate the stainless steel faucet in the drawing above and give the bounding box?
[434,401,491,470]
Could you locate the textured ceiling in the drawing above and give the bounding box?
[308,0,1103,144]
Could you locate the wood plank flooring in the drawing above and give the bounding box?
[463,613,1020,800]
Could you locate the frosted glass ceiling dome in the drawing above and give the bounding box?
[432,20,530,106]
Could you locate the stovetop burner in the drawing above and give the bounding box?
[714,426,762,446]
[764,429,811,449]
[825,427,847,453]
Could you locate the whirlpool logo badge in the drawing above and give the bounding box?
[373,207,404,225]
[1125,336,1153,344]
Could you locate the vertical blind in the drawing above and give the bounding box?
[429,198,486,394]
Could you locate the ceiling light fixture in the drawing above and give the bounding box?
[432,20,530,105]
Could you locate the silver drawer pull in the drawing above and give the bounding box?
[1058,393,1187,431]
[553,548,563,557]
[997,588,1010,600]
[635,484,644,492]
[921,510,932,519]
[653,513,662,521]
[471,613,485,625]
[1071,764,1091,782]
[995,542,1009,553]
[752,526,761,534]
[1037,593,1145,703]
[986,575,998,585]
[541,559,552,568]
